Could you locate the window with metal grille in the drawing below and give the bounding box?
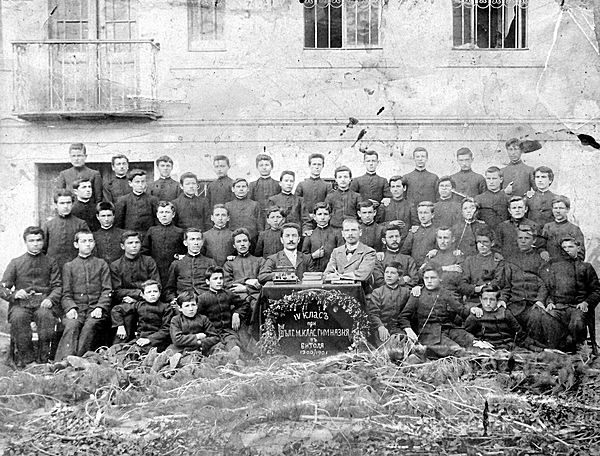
[453,0,527,49]
[188,0,225,51]
[304,0,381,49]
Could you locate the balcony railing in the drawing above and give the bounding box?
[12,40,160,120]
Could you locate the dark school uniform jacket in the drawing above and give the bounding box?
[170,313,220,352]
[400,224,437,267]
[115,192,159,234]
[526,189,556,227]
[93,226,126,264]
[458,252,505,301]
[358,221,385,253]
[202,226,236,266]
[42,214,89,269]
[349,173,391,203]
[164,253,217,301]
[57,165,103,204]
[149,177,181,202]
[110,254,161,303]
[0,252,62,308]
[402,169,438,205]
[450,169,486,198]
[372,249,419,288]
[103,174,131,203]
[111,299,174,347]
[301,224,343,272]
[172,193,210,232]
[475,190,510,229]
[295,177,332,218]
[225,197,263,242]
[207,175,234,209]
[433,196,462,228]
[451,219,487,258]
[249,177,280,212]
[368,284,410,332]
[255,228,283,258]
[268,192,305,229]
[61,255,112,313]
[376,197,416,239]
[545,257,600,308]
[197,288,249,334]
[502,160,535,197]
[141,223,186,284]
[324,188,362,229]
[72,199,100,232]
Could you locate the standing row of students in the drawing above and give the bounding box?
[2,139,597,367]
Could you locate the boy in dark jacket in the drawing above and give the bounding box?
[114,169,159,236]
[113,280,174,352]
[465,285,542,352]
[301,203,343,272]
[55,230,112,360]
[141,201,185,285]
[255,206,284,258]
[367,262,411,347]
[197,266,249,357]
[170,291,220,355]
[93,202,125,264]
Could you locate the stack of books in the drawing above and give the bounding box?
[301,272,324,285]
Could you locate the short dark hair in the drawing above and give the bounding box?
[205,265,224,280]
[420,262,442,277]
[485,166,503,177]
[141,279,162,293]
[417,201,434,212]
[74,229,93,243]
[308,153,325,165]
[212,203,229,215]
[534,166,554,183]
[505,138,523,150]
[128,169,146,181]
[438,176,456,189]
[184,227,203,240]
[69,143,86,155]
[111,154,129,165]
[382,225,401,237]
[280,222,301,235]
[413,147,428,158]
[255,154,273,167]
[180,172,198,185]
[54,189,75,203]
[358,200,375,210]
[389,175,404,185]
[363,149,379,160]
[176,291,196,306]
[266,205,284,218]
[475,226,495,242]
[560,236,580,247]
[121,230,140,243]
[552,195,571,210]
[232,178,248,187]
[280,170,295,181]
[23,226,44,241]
[462,197,479,210]
[480,284,501,298]
[96,201,116,215]
[232,227,251,243]
[156,155,173,166]
[313,202,331,213]
[456,147,473,159]
[508,195,528,209]
[157,201,176,212]
[72,177,92,190]
[436,226,453,236]
[384,261,404,275]
[334,165,352,178]
[214,155,230,166]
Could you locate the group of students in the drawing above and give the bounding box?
[2,140,598,367]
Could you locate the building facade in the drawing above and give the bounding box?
[0,0,599,270]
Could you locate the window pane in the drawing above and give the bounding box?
[188,0,225,47]
[304,1,316,48]
[452,0,526,49]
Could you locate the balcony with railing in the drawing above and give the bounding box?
[12,40,160,120]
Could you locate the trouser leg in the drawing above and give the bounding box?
[34,307,57,363]
[77,313,109,356]
[9,307,35,365]
[55,314,85,360]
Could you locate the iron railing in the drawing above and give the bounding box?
[12,40,160,119]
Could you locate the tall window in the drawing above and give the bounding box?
[304,0,381,49]
[48,0,137,40]
[188,0,226,51]
[453,0,527,49]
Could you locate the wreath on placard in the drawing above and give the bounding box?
[259,289,369,355]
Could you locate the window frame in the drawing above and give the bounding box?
[303,0,383,51]
[452,0,529,51]
[187,0,227,52]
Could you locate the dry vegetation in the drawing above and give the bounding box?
[1,344,600,456]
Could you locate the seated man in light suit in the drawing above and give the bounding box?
[258,223,315,283]
[324,218,377,289]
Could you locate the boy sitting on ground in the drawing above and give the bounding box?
[398,263,480,360]
[112,279,174,353]
[367,262,411,347]
[170,291,220,355]
[197,266,250,359]
[464,285,542,353]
